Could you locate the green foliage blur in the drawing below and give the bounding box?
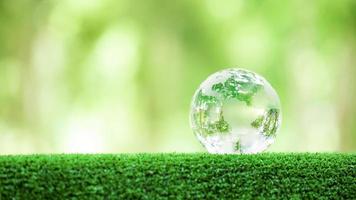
[0,0,355,154]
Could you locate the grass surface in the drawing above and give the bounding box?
[0,153,355,199]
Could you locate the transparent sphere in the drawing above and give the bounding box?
[190,68,281,154]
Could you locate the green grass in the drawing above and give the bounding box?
[0,153,355,199]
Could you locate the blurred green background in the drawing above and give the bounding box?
[0,0,355,154]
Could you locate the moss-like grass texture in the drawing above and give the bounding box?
[0,153,355,199]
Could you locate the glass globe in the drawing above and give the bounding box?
[190,68,281,154]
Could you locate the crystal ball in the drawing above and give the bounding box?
[190,68,281,154]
